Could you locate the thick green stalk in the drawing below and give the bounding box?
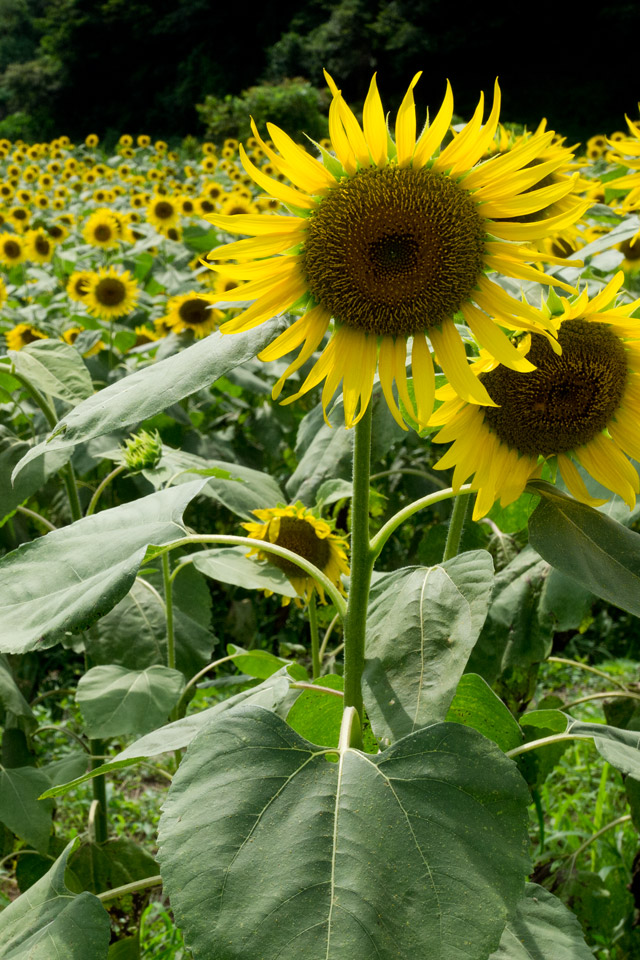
[308,597,321,680]
[442,490,472,562]
[162,552,175,672]
[89,738,108,843]
[342,403,374,740]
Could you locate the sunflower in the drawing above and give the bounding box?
[24,228,55,263]
[5,323,48,351]
[85,134,99,148]
[204,72,587,429]
[430,272,640,519]
[83,209,120,249]
[242,503,349,604]
[67,270,94,302]
[62,327,104,356]
[160,292,222,338]
[0,276,7,309]
[146,195,180,231]
[85,266,139,320]
[0,234,24,266]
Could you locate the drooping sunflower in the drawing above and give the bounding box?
[242,503,349,604]
[24,228,55,264]
[84,266,139,320]
[159,292,223,338]
[430,272,640,519]
[0,234,24,266]
[204,72,588,429]
[67,270,94,302]
[5,323,48,351]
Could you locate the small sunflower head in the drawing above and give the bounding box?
[242,503,349,605]
[121,429,163,474]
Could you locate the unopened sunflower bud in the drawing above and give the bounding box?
[121,429,163,473]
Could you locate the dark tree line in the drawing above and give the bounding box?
[0,0,638,143]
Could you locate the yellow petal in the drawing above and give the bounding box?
[460,302,535,371]
[436,91,485,171]
[328,96,357,175]
[430,321,496,405]
[220,272,308,334]
[215,260,301,302]
[479,175,579,219]
[463,130,555,190]
[413,80,454,168]
[207,232,302,261]
[557,453,608,507]
[363,74,388,168]
[411,332,435,426]
[239,145,317,210]
[378,336,407,430]
[444,80,501,176]
[324,70,370,167]
[342,328,377,427]
[484,255,576,294]
[395,72,422,167]
[266,122,336,193]
[206,213,305,236]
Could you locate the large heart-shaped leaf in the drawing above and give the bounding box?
[363,551,494,742]
[12,318,285,480]
[528,481,640,617]
[0,480,205,654]
[76,665,185,738]
[157,706,530,960]
[490,883,593,959]
[0,766,54,850]
[0,839,110,959]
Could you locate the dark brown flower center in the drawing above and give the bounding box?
[178,299,211,325]
[480,319,628,456]
[301,165,486,336]
[95,277,126,306]
[265,516,331,578]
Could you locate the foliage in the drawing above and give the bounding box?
[196,78,329,144]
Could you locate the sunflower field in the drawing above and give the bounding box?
[2,74,640,960]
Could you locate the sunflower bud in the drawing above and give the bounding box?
[121,429,163,473]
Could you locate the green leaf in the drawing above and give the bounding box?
[0,766,54,850]
[12,318,285,480]
[39,671,295,799]
[0,655,34,721]
[76,665,185,739]
[528,481,640,617]
[157,707,530,960]
[566,718,640,778]
[490,882,593,959]
[518,710,570,789]
[0,427,71,527]
[285,673,344,747]
[446,673,522,753]
[192,546,297,598]
[467,546,552,685]
[68,838,157,895]
[0,480,205,654]
[87,566,214,681]
[363,551,494,742]
[144,447,285,518]
[0,839,111,959]
[9,339,93,405]
[226,643,307,681]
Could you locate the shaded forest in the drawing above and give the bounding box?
[0,0,638,143]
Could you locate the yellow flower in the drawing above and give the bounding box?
[430,272,640,519]
[85,134,99,148]
[62,327,104,356]
[242,504,349,604]
[159,292,222,338]
[0,234,24,266]
[24,228,55,263]
[67,270,94,302]
[85,266,139,320]
[5,323,48,351]
[205,72,587,429]
[83,209,120,249]
[146,195,180,231]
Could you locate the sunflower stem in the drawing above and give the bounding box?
[342,402,374,742]
[85,463,126,516]
[442,490,472,562]
[308,597,321,680]
[162,552,176,674]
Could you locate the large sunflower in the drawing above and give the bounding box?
[430,272,640,519]
[159,292,223,338]
[85,266,139,320]
[242,503,349,605]
[204,72,587,429]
